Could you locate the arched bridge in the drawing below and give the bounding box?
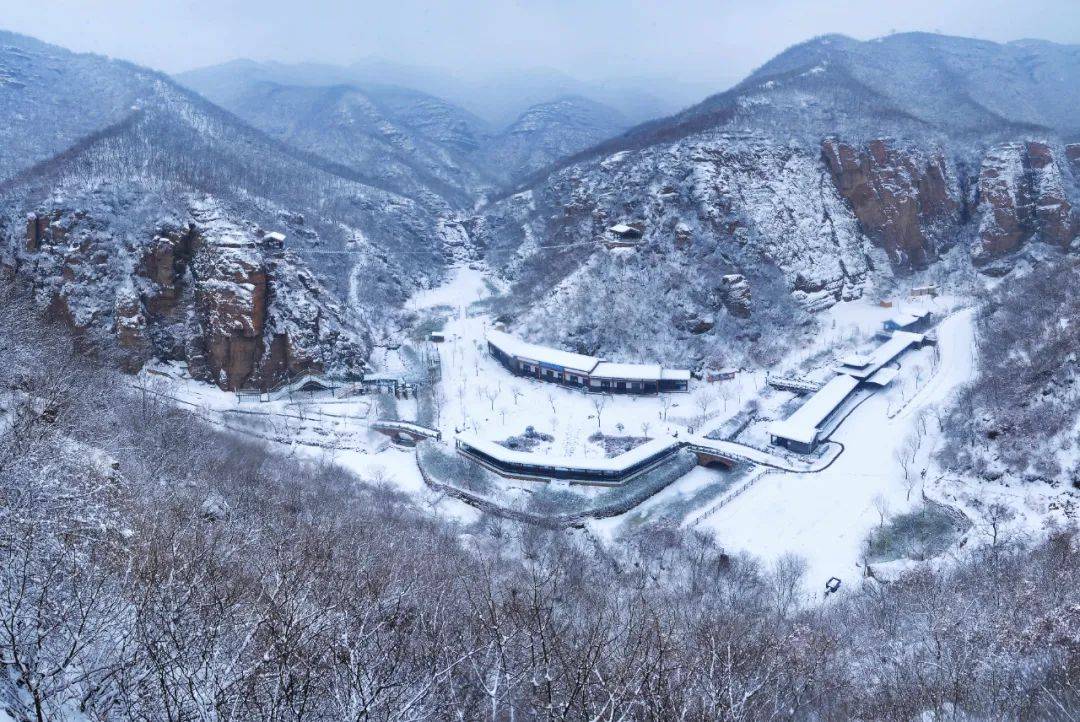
[370,420,442,444]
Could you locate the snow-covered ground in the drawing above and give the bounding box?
[589,303,976,598]
[424,268,760,464]
[137,269,1072,599]
[695,310,972,593]
[135,359,480,524]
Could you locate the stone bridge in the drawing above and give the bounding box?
[370,420,442,444]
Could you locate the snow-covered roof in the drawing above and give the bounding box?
[886,310,930,328]
[768,374,860,445]
[838,331,924,379]
[608,223,635,234]
[866,367,900,387]
[457,432,679,473]
[839,353,872,368]
[591,362,663,381]
[486,330,600,373]
[662,368,692,381]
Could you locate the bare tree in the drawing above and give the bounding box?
[694,387,718,425]
[591,394,608,430]
[659,394,674,421]
[770,553,808,617]
[873,493,890,528]
[985,502,1016,548]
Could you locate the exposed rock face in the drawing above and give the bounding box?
[189,239,269,388]
[718,274,752,318]
[973,142,1078,264]
[1025,142,1075,250]
[114,286,149,370]
[821,138,959,268]
[1067,145,1080,179]
[8,197,370,391]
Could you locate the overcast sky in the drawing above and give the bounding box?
[2,0,1078,85]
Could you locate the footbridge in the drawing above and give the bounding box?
[681,435,837,473]
[370,420,442,444]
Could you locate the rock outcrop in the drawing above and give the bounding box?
[822,138,959,268]
[8,197,370,391]
[718,274,752,318]
[973,142,1078,264]
[1066,144,1080,179]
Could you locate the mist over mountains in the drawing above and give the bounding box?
[176,56,721,128]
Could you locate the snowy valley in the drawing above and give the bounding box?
[0,19,1078,721]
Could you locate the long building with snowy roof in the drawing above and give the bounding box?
[486,329,689,394]
[768,330,930,453]
[456,432,681,485]
[767,375,861,453]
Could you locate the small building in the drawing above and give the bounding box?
[768,374,861,453]
[455,432,681,486]
[429,332,446,343]
[706,367,738,382]
[259,231,286,251]
[485,329,689,394]
[912,284,938,297]
[607,223,643,239]
[604,222,644,249]
[838,331,925,380]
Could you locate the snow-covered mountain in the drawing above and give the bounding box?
[178,57,717,128]
[0,31,453,390]
[479,33,1080,364]
[478,96,629,182]
[177,62,495,208]
[6,29,1080,386]
[178,63,630,190]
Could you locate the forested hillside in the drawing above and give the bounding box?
[0,293,1076,719]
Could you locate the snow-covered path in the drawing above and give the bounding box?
[894,308,976,420]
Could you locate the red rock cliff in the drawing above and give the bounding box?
[822,138,959,269]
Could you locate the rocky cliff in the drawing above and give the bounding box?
[821,138,962,268]
[12,198,368,390]
[973,141,1078,264]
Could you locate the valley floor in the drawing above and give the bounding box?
[140,266,1074,600]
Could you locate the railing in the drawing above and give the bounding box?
[766,374,824,394]
[370,420,442,441]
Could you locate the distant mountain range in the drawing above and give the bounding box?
[175,60,638,198]
[176,57,721,128]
